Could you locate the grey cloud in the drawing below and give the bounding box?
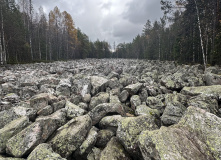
[113,20,142,43]
[123,0,163,24]
[31,0,163,46]
[100,1,112,10]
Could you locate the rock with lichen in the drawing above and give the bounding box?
[27,143,66,160]
[88,103,125,125]
[74,126,99,159]
[0,155,25,160]
[87,147,101,160]
[161,101,187,126]
[130,95,141,111]
[99,115,124,131]
[56,79,72,97]
[95,129,115,148]
[65,101,86,119]
[90,76,108,96]
[49,115,92,158]
[0,109,20,129]
[124,83,143,95]
[29,93,57,111]
[138,106,221,160]
[6,114,61,157]
[181,85,221,100]
[100,137,132,160]
[0,116,30,154]
[117,115,159,159]
[89,92,109,110]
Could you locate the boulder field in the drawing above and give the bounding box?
[0,59,221,160]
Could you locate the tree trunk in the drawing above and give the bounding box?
[0,31,3,65]
[49,37,52,61]
[192,27,195,63]
[0,5,6,64]
[158,33,161,60]
[38,24,41,60]
[194,0,206,67]
[45,32,47,61]
[27,0,33,61]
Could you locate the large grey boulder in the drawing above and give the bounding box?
[0,109,20,129]
[29,93,48,110]
[161,101,187,125]
[37,105,54,116]
[0,116,30,153]
[139,88,148,102]
[88,103,126,125]
[117,115,159,159]
[1,83,19,95]
[109,94,121,104]
[87,147,101,160]
[107,77,122,89]
[12,106,37,121]
[188,95,219,115]
[135,105,160,117]
[204,73,221,85]
[29,93,57,111]
[205,66,220,74]
[125,83,143,95]
[160,75,181,90]
[146,97,164,114]
[38,76,60,86]
[0,100,12,112]
[95,129,115,148]
[119,75,138,87]
[181,85,221,100]
[3,93,19,103]
[82,94,91,103]
[52,100,66,112]
[70,95,82,105]
[100,137,132,160]
[27,143,66,160]
[89,92,109,110]
[177,106,221,159]
[119,90,130,103]
[139,106,221,160]
[49,115,92,158]
[139,126,213,160]
[65,101,86,119]
[90,76,108,96]
[99,115,124,131]
[130,95,141,110]
[36,109,67,128]
[56,79,71,97]
[20,86,38,100]
[6,115,61,157]
[72,74,91,97]
[74,126,98,159]
[165,92,187,106]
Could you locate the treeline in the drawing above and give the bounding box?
[0,0,111,64]
[113,0,221,65]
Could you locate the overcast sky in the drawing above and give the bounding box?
[32,0,163,48]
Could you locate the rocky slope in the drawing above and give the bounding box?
[0,59,221,160]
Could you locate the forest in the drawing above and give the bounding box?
[114,0,221,66]
[0,0,221,66]
[0,0,111,64]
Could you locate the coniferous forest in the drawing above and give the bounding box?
[114,0,221,66]
[0,0,221,66]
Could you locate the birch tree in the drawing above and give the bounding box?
[0,1,6,64]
